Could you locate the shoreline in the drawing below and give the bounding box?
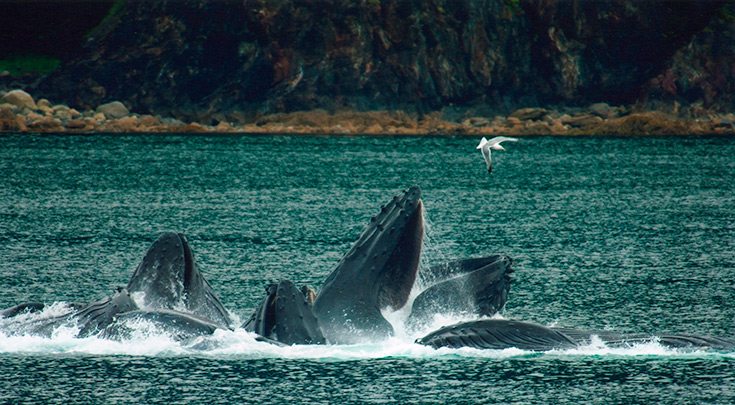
[2,89,734,136]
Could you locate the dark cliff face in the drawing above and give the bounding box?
[522,0,725,104]
[642,3,735,113]
[34,0,734,122]
[0,0,115,60]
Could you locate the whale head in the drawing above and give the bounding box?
[314,186,424,343]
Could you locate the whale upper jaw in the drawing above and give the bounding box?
[126,232,233,329]
[314,186,424,344]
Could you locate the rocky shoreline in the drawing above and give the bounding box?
[1,89,733,136]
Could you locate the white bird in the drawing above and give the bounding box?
[476,136,519,173]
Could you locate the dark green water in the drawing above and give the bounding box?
[1,134,734,403]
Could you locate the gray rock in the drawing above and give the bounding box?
[561,114,603,128]
[1,90,37,110]
[37,99,52,109]
[462,117,491,127]
[588,102,619,119]
[509,107,548,121]
[96,101,129,119]
[53,105,73,121]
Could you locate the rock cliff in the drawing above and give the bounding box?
[9,0,734,123]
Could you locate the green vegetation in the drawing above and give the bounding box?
[504,0,522,14]
[85,0,126,41]
[0,55,60,76]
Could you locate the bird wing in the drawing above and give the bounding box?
[476,137,488,150]
[488,136,519,146]
[480,145,492,169]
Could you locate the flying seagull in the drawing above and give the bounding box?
[476,136,519,173]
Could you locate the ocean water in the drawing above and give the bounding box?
[0,133,734,403]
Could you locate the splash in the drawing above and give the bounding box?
[416,208,448,290]
[1,305,730,360]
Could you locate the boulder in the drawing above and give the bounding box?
[0,104,17,130]
[462,117,491,127]
[52,105,73,121]
[213,121,235,133]
[506,116,522,126]
[560,114,603,128]
[0,104,14,119]
[1,90,37,110]
[509,107,548,121]
[588,102,621,119]
[65,119,88,130]
[96,101,129,119]
[37,99,52,109]
[105,116,140,132]
[27,116,64,132]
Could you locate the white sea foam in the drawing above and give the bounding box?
[1,305,730,359]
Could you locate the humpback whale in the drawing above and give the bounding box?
[407,255,513,330]
[0,302,46,318]
[100,309,222,341]
[243,280,325,345]
[416,319,735,351]
[0,232,234,340]
[417,319,578,351]
[127,232,233,329]
[313,186,424,344]
[2,185,733,354]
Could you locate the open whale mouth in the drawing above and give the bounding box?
[313,186,426,342]
[180,233,196,292]
[376,199,424,310]
[126,232,233,328]
[344,186,424,311]
[127,232,191,307]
